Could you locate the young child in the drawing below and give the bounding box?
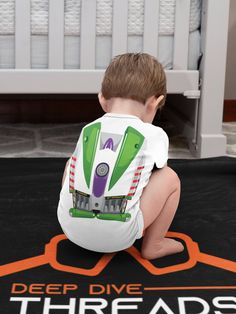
[57,52,184,260]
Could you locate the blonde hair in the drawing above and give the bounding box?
[101,52,167,109]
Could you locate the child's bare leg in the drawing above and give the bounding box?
[139,166,184,260]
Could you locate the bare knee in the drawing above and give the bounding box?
[166,166,180,191]
[139,166,180,232]
[153,166,180,192]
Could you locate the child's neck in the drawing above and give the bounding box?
[107,98,144,119]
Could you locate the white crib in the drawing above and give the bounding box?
[0,0,230,158]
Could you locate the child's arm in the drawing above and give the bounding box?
[62,158,70,188]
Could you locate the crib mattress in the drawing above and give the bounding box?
[0,31,200,70]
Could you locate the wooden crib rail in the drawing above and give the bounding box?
[49,0,64,69]
[173,0,191,70]
[112,0,128,56]
[15,0,31,69]
[80,0,97,69]
[143,0,160,56]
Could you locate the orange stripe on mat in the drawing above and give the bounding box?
[144,286,236,291]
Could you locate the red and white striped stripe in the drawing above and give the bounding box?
[127,165,144,198]
[69,155,77,191]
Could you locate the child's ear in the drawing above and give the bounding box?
[98,92,108,112]
[155,95,164,110]
[146,95,164,113]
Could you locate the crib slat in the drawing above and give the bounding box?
[143,0,160,57]
[49,0,64,69]
[112,0,128,56]
[80,0,96,69]
[15,0,31,69]
[173,0,191,69]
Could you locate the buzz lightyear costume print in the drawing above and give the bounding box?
[57,112,169,253]
[69,122,145,222]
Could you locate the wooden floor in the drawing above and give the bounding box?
[0,95,103,123]
[223,100,236,122]
[0,95,235,123]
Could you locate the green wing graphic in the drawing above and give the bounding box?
[108,126,144,191]
[83,122,101,188]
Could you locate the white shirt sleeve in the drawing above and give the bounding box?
[151,128,169,168]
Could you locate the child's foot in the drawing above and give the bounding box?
[141,237,184,260]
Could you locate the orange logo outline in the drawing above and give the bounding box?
[0,231,235,277]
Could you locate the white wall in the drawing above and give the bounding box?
[224,0,236,99]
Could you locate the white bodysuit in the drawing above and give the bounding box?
[57,112,169,253]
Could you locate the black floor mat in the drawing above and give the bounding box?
[0,157,236,313]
